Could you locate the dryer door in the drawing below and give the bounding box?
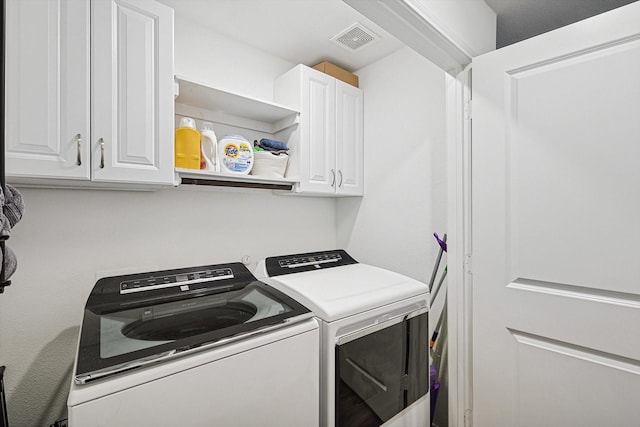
[335,310,429,426]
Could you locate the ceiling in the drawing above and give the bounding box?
[485,0,639,48]
[159,0,639,71]
[157,0,404,72]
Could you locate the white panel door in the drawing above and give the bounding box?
[91,0,174,185]
[5,0,90,180]
[335,80,364,196]
[472,3,640,426]
[300,67,336,194]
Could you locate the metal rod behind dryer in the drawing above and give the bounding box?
[427,233,447,292]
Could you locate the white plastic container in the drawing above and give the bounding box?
[218,134,254,175]
[200,122,219,172]
[251,151,288,178]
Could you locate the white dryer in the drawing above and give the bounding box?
[68,262,319,427]
[255,250,430,427]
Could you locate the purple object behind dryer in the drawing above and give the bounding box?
[434,232,447,253]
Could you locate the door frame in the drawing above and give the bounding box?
[446,65,473,427]
[336,2,480,424]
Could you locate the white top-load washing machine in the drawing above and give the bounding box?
[68,262,319,427]
[255,250,430,427]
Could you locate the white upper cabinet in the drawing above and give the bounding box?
[5,0,174,187]
[5,0,91,180]
[274,65,364,196]
[295,67,337,194]
[91,0,174,185]
[335,80,364,196]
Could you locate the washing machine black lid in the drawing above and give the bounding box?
[264,249,358,277]
[75,263,311,383]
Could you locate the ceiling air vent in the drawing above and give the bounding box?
[331,22,379,51]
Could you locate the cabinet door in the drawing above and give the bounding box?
[300,67,336,194]
[5,0,90,180]
[335,81,364,196]
[91,0,174,185]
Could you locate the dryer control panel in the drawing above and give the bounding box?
[264,249,357,277]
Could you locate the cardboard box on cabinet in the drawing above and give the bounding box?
[312,61,359,87]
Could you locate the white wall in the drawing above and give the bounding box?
[173,15,294,101]
[337,47,447,283]
[0,16,336,427]
[337,46,449,425]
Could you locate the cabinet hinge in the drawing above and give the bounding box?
[463,254,472,274]
[464,100,472,120]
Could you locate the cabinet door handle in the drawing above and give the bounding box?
[76,134,82,166]
[338,170,343,188]
[331,169,336,187]
[99,138,105,169]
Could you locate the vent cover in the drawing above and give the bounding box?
[331,22,379,51]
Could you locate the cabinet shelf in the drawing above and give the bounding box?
[174,76,300,134]
[175,168,297,191]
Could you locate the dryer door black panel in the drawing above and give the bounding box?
[335,312,429,427]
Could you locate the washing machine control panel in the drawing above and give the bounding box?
[120,268,234,294]
[266,249,357,277]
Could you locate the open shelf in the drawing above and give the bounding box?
[174,76,300,134]
[173,77,300,190]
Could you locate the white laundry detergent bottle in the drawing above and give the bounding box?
[218,134,254,175]
[200,122,219,172]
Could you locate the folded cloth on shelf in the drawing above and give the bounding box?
[258,138,289,151]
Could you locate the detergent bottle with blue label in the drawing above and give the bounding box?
[218,134,254,175]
